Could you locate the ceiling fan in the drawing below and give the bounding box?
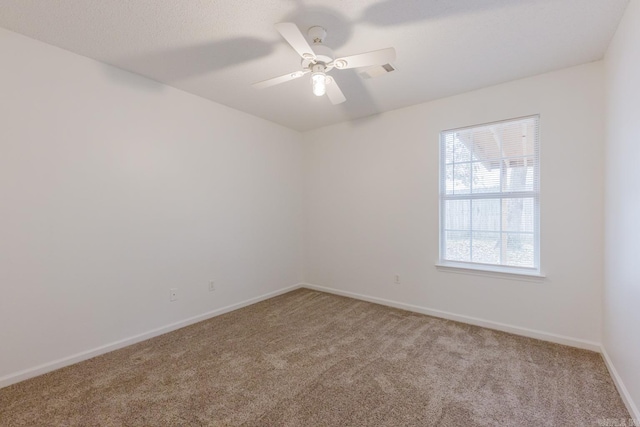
[252,23,396,104]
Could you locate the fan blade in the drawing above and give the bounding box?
[332,47,396,70]
[326,77,346,105]
[274,22,317,61]
[252,70,309,90]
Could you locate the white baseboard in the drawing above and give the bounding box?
[1,282,610,391]
[601,346,640,421]
[301,283,601,352]
[0,283,304,389]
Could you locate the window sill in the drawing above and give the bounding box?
[435,262,546,282]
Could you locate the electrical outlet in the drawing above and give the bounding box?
[170,288,178,302]
[209,281,215,292]
[394,274,401,284]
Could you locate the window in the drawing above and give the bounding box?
[439,116,540,275]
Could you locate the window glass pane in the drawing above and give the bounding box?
[503,198,534,232]
[471,161,500,193]
[472,199,500,231]
[500,119,535,157]
[445,165,454,195]
[472,232,500,264]
[502,157,534,192]
[445,231,470,262]
[452,163,470,194]
[470,127,499,163]
[504,232,534,267]
[454,132,472,162]
[445,200,470,230]
[444,134,454,164]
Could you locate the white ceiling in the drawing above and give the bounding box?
[0,0,629,131]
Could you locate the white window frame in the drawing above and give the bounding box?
[437,115,541,277]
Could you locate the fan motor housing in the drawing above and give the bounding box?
[302,44,335,71]
[308,26,327,43]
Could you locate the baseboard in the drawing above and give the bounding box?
[0,283,304,389]
[2,282,607,390]
[601,346,640,421]
[301,283,601,352]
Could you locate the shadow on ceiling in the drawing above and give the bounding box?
[103,0,546,103]
[117,37,275,83]
[333,69,382,122]
[111,0,537,82]
[358,0,542,27]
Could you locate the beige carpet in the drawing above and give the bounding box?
[0,289,630,426]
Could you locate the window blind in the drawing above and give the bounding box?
[439,115,540,272]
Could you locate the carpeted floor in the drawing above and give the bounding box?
[0,289,630,426]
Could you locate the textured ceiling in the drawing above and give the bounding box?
[0,0,629,131]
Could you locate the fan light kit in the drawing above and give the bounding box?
[311,64,327,96]
[252,23,396,104]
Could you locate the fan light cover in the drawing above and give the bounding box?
[311,72,327,96]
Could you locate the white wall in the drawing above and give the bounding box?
[304,62,605,347]
[1,16,630,399]
[0,28,304,383]
[604,0,640,418]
